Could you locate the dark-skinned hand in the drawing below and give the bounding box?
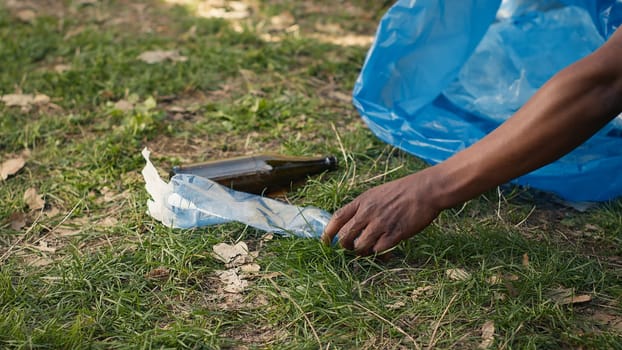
[321,169,442,256]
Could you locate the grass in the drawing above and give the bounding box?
[1,0,622,349]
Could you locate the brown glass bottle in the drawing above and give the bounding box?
[170,154,338,195]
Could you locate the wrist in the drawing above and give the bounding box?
[422,157,488,211]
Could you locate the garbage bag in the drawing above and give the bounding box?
[354,0,622,202]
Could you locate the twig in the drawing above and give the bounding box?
[331,122,348,170]
[331,122,356,190]
[354,302,421,350]
[514,205,536,227]
[427,293,458,350]
[496,187,505,222]
[362,165,404,184]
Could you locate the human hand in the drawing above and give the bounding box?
[321,170,443,256]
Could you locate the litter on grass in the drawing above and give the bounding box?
[141,148,331,238]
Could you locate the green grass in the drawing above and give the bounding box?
[1,1,622,349]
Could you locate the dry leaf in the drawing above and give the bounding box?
[144,267,170,280]
[16,9,36,22]
[217,268,248,293]
[1,93,49,107]
[113,99,134,112]
[1,156,25,180]
[137,50,187,64]
[589,310,622,332]
[478,320,495,349]
[54,64,71,73]
[548,287,592,305]
[9,212,26,230]
[45,206,60,217]
[446,268,471,281]
[522,253,529,267]
[213,242,250,265]
[24,187,45,210]
[386,301,406,310]
[240,263,261,273]
[412,285,434,300]
[269,12,295,30]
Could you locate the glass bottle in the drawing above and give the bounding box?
[170,154,338,195]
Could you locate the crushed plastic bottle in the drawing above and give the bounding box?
[141,148,331,238]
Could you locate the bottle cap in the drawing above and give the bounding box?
[325,156,338,170]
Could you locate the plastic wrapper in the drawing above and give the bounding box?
[354,0,622,202]
[142,148,331,238]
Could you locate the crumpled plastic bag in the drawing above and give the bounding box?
[141,148,331,238]
[354,0,622,202]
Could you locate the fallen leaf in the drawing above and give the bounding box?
[213,242,251,266]
[144,267,170,280]
[16,9,36,22]
[478,320,495,349]
[24,187,45,210]
[1,156,25,180]
[44,206,60,217]
[522,253,529,267]
[411,285,434,300]
[33,94,50,104]
[386,301,406,310]
[269,12,295,31]
[548,287,592,305]
[137,50,187,64]
[240,263,261,273]
[9,212,26,230]
[54,64,71,73]
[1,93,50,108]
[113,99,134,112]
[446,268,471,281]
[217,268,248,293]
[589,309,622,332]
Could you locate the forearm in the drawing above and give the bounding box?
[430,29,622,210]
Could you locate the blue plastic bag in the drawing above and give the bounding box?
[354,0,622,202]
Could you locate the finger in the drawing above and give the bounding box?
[372,232,401,255]
[321,202,358,245]
[353,226,385,256]
[337,218,368,251]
